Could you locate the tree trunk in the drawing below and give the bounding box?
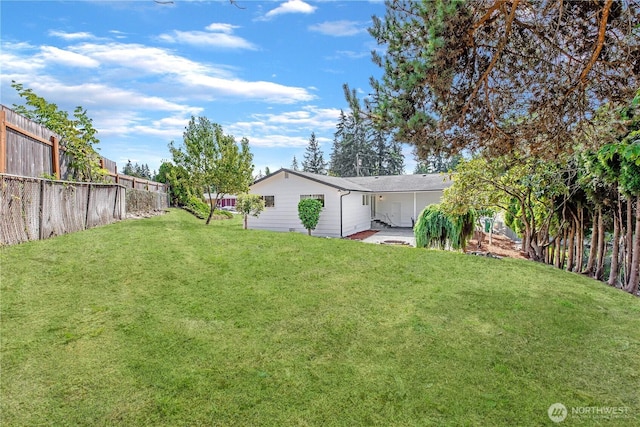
[584,209,598,275]
[307,228,311,236]
[243,214,248,229]
[566,224,575,272]
[595,207,606,280]
[625,197,633,285]
[488,218,493,245]
[206,187,215,225]
[477,229,484,249]
[607,211,620,287]
[560,228,568,270]
[624,197,640,295]
[575,208,584,272]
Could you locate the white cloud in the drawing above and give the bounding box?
[327,50,370,60]
[244,134,309,148]
[71,42,230,78]
[1,53,44,74]
[260,0,316,20]
[254,106,340,128]
[48,30,96,41]
[158,23,256,50]
[178,74,315,104]
[22,76,196,114]
[226,106,341,148]
[205,23,239,34]
[40,46,100,68]
[309,20,365,37]
[108,30,128,39]
[4,39,315,105]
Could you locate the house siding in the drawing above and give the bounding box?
[341,192,372,236]
[248,171,344,237]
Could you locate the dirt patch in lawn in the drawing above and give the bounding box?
[465,232,527,259]
[346,230,379,240]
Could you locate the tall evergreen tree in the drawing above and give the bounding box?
[291,156,299,171]
[386,139,405,175]
[330,85,404,177]
[414,152,461,174]
[302,132,327,174]
[122,159,134,176]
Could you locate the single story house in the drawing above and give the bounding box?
[204,193,237,208]
[247,168,453,237]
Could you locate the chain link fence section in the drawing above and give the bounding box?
[1,174,127,245]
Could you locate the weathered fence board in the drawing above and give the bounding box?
[5,128,53,178]
[41,182,89,238]
[1,174,164,246]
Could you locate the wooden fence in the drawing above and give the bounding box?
[0,174,126,245]
[0,174,170,246]
[0,105,169,193]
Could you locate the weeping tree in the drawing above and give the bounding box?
[414,204,476,251]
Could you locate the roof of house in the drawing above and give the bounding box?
[345,173,452,192]
[252,168,452,192]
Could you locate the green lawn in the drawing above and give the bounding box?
[1,209,639,426]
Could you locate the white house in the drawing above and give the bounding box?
[247,168,452,237]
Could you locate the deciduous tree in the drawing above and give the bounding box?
[169,117,254,224]
[298,198,322,236]
[11,81,106,182]
[236,193,265,229]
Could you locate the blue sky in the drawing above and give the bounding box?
[1,0,416,176]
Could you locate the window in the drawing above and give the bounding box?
[362,195,370,206]
[260,195,275,207]
[300,194,325,207]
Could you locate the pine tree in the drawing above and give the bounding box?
[386,140,405,175]
[122,159,134,176]
[414,152,460,174]
[302,132,327,174]
[329,86,404,177]
[265,166,271,176]
[291,156,299,171]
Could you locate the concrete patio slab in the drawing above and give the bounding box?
[361,228,416,247]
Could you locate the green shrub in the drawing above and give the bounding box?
[183,195,210,219]
[298,198,323,235]
[214,209,233,219]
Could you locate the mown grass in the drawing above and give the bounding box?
[1,209,639,426]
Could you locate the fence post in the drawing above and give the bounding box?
[0,109,6,174]
[39,179,45,240]
[51,136,60,179]
[85,183,91,229]
[113,185,119,219]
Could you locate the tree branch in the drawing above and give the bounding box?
[460,0,521,124]
[562,0,613,101]
[578,0,613,85]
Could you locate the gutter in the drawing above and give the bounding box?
[339,190,351,237]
